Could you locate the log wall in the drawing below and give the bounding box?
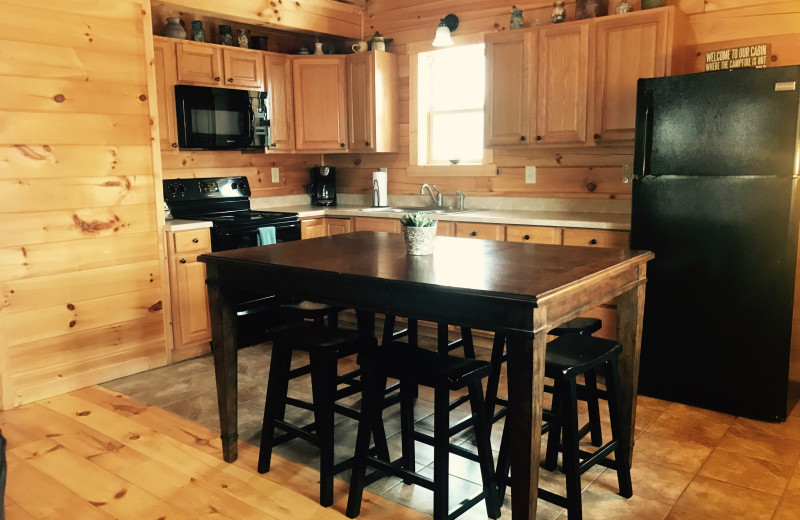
[0,0,169,408]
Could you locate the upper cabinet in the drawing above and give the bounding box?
[293,56,348,151]
[346,51,399,153]
[153,38,179,151]
[485,7,682,148]
[264,52,295,151]
[592,8,674,143]
[176,40,264,90]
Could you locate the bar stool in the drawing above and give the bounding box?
[495,333,633,520]
[346,342,501,520]
[258,322,383,507]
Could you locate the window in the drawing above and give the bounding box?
[416,44,488,167]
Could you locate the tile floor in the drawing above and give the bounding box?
[103,322,800,520]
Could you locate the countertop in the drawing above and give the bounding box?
[265,204,631,231]
[164,219,214,232]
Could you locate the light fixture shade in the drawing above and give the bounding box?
[432,23,453,47]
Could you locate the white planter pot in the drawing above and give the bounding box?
[403,225,437,255]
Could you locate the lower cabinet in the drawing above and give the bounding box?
[326,217,352,236]
[505,224,560,244]
[167,228,212,361]
[562,228,630,248]
[454,222,504,241]
[300,217,328,239]
[353,216,401,233]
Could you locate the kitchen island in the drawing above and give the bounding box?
[199,231,652,520]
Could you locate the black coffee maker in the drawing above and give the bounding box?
[310,166,336,206]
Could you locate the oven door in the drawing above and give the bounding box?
[210,221,301,251]
[175,85,255,150]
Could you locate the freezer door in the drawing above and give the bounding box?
[631,175,798,420]
[634,65,800,179]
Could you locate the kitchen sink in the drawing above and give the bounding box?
[360,206,476,215]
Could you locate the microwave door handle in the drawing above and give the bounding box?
[246,102,255,144]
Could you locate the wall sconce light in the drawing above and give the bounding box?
[432,14,459,47]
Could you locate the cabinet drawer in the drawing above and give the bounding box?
[506,225,560,244]
[562,228,629,248]
[454,223,504,241]
[354,217,401,233]
[173,229,211,253]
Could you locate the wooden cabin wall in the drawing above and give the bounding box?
[0,0,168,409]
[325,0,800,200]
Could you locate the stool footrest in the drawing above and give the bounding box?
[412,430,481,463]
[578,441,619,475]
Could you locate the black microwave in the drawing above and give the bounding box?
[174,84,269,150]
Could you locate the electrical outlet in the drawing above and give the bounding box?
[379,167,387,172]
[525,166,536,184]
[271,167,279,183]
[622,164,633,184]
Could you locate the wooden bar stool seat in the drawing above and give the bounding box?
[258,322,383,507]
[346,342,501,520]
[496,333,633,520]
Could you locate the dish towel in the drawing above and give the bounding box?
[256,226,276,246]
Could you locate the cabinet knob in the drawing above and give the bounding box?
[590,238,598,245]
[471,231,477,237]
[171,142,178,148]
[180,258,187,263]
[594,133,601,139]
[536,135,542,141]
[523,234,531,240]
[192,237,199,243]
[340,143,345,148]
[227,78,233,83]
[520,135,526,142]
[214,77,220,81]
[365,141,370,146]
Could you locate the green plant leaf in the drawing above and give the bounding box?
[400,212,436,227]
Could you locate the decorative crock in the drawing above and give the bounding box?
[190,21,204,42]
[219,25,233,46]
[162,17,186,39]
[237,29,249,48]
[403,224,437,255]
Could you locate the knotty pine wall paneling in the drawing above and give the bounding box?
[0,0,169,409]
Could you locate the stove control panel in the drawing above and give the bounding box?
[164,176,251,201]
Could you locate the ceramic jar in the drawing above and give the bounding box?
[219,25,233,46]
[237,29,248,48]
[615,0,634,13]
[162,17,186,39]
[510,6,524,29]
[552,2,566,24]
[370,33,386,52]
[190,21,204,42]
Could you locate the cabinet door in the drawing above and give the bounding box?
[223,47,265,89]
[506,225,560,244]
[176,41,223,86]
[293,57,347,151]
[484,30,533,146]
[454,223,504,241]
[593,9,670,143]
[535,21,591,145]
[174,256,212,346]
[354,217,401,233]
[301,218,327,239]
[265,52,294,150]
[326,217,352,236]
[153,37,178,151]
[347,52,376,152]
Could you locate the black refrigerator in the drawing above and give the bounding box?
[630,65,800,421]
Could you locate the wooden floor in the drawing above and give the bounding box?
[0,385,428,520]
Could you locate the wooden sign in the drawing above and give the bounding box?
[704,43,771,71]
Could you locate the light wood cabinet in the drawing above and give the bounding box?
[326,217,352,236]
[167,228,212,361]
[354,216,401,233]
[153,37,178,151]
[592,8,673,143]
[293,56,348,151]
[346,51,399,153]
[535,20,591,145]
[454,222,504,241]
[505,225,560,244]
[485,30,533,146]
[562,228,630,248]
[265,52,295,151]
[300,217,327,239]
[176,40,264,89]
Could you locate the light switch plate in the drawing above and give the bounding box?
[379,167,387,172]
[525,166,536,184]
[622,164,633,184]
[271,167,279,183]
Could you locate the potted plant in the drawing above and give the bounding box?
[400,212,437,255]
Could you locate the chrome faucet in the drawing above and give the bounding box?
[420,183,443,207]
[456,190,466,210]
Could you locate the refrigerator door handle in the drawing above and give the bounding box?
[637,90,655,180]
